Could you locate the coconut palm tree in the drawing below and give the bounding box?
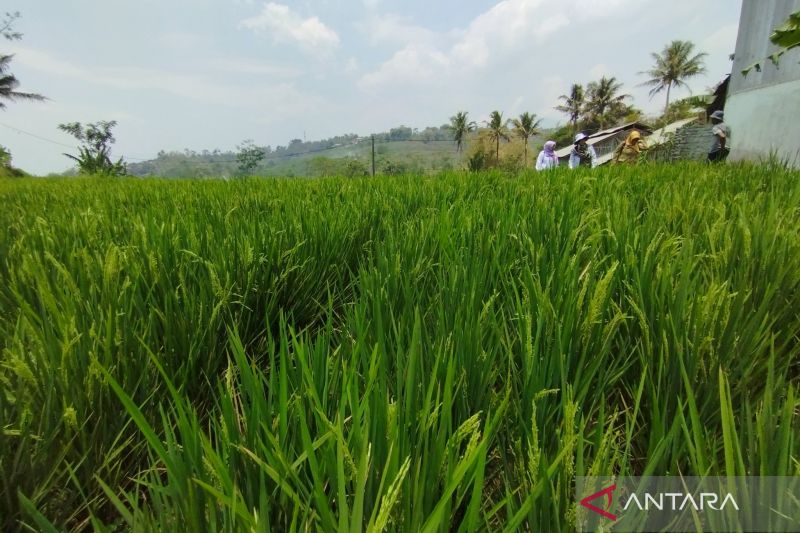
[448,111,476,153]
[585,76,630,130]
[555,84,584,133]
[640,40,707,116]
[485,111,510,164]
[0,54,44,109]
[511,112,542,166]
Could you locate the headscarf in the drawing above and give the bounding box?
[624,131,642,152]
[543,140,557,160]
[613,130,646,165]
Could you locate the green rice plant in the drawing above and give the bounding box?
[0,163,798,531]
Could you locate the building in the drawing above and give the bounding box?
[726,0,800,166]
[555,119,699,166]
[555,122,653,165]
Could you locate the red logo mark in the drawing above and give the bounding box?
[580,483,618,521]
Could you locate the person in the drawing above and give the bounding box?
[707,110,730,162]
[536,141,559,170]
[612,130,647,165]
[569,133,597,169]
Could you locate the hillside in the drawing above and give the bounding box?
[126,124,551,178]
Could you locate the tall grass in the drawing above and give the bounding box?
[1,163,798,531]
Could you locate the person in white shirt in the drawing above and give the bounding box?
[569,133,597,169]
[536,141,559,170]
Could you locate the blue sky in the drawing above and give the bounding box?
[4,0,742,174]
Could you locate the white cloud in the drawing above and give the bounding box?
[240,3,340,54]
[358,0,650,91]
[572,0,640,19]
[8,45,312,112]
[358,44,450,90]
[360,0,573,87]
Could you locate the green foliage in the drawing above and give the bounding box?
[640,40,707,115]
[466,149,488,172]
[378,158,410,175]
[511,112,542,167]
[1,165,799,530]
[650,95,707,129]
[0,144,10,166]
[307,156,369,178]
[772,9,800,50]
[0,54,45,110]
[126,127,459,178]
[58,121,126,176]
[485,110,510,164]
[387,125,413,141]
[1,11,23,41]
[549,123,577,151]
[555,83,585,132]
[0,144,25,177]
[743,9,800,76]
[235,139,265,177]
[0,12,45,110]
[448,111,476,153]
[584,76,632,130]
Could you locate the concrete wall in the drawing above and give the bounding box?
[726,0,800,166]
[659,123,715,162]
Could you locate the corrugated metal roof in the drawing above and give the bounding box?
[554,119,692,159]
[555,121,653,158]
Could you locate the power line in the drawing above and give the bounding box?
[0,121,152,160]
[0,121,77,150]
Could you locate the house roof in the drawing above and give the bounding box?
[645,117,698,146]
[592,119,698,166]
[555,121,654,158]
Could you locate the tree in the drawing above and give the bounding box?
[0,12,44,109]
[448,111,476,153]
[485,111,510,163]
[1,11,23,41]
[555,83,585,133]
[640,40,707,116]
[236,139,265,176]
[511,112,542,166]
[585,76,630,130]
[58,121,126,176]
[0,144,24,176]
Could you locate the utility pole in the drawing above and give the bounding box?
[371,135,375,177]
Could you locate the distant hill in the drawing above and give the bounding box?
[127,124,550,178]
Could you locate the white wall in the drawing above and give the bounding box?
[726,0,800,166]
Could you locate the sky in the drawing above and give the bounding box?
[2,0,743,175]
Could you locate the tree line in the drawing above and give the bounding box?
[0,17,741,178]
[447,39,708,170]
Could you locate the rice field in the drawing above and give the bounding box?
[1,163,799,531]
